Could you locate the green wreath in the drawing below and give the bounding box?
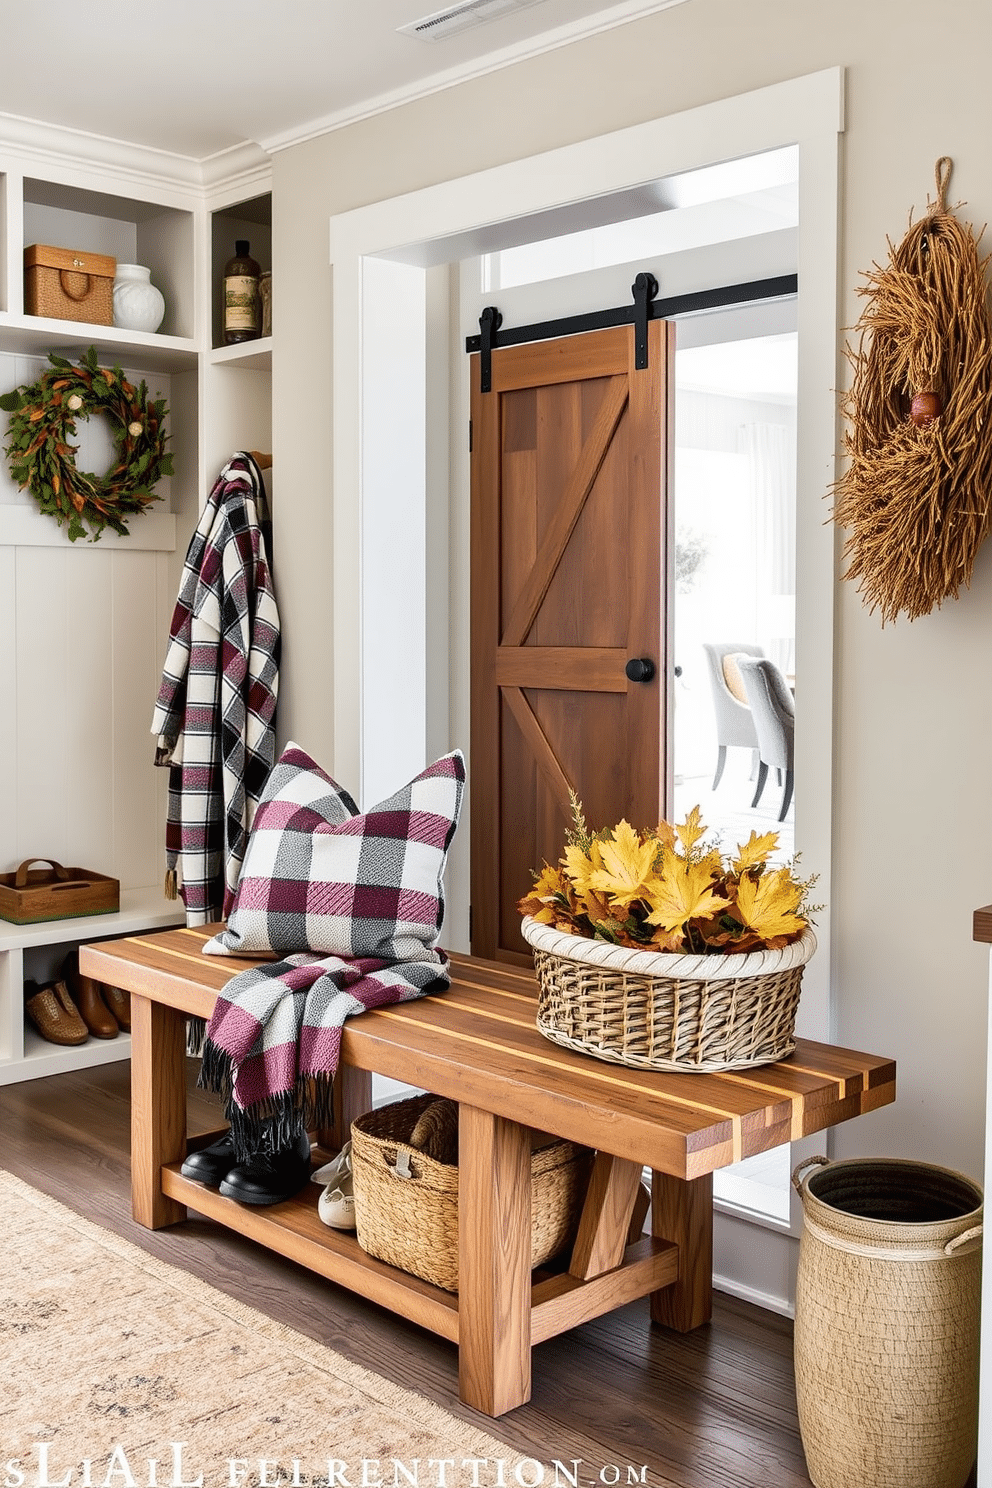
[0,346,173,542]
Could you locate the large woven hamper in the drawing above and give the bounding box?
[793,1155,983,1488]
[521,916,816,1072]
[351,1093,592,1292]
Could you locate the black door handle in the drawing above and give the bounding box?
[625,657,655,683]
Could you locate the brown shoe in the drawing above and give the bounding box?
[24,981,89,1046]
[101,984,131,1033]
[62,953,119,1039]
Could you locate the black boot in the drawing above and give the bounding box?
[219,1125,312,1206]
[180,1132,237,1187]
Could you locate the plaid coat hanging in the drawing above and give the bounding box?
[151,452,280,924]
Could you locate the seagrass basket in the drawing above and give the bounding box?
[351,1093,592,1292]
[793,1156,983,1488]
[521,916,816,1072]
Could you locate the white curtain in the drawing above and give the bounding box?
[740,421,795,675]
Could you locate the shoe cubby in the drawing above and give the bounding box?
[0,888,183,1085]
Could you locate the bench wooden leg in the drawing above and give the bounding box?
[457,1104,532,1416]
[569,1152,644,1280]
[650,1170,713,1332]
[131,993,188,1229]
[317,1063,372,1151]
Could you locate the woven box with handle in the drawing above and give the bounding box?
[24,245,116,325]
[0,858,120,924]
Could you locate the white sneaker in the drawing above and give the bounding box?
[313,1141,356,1230]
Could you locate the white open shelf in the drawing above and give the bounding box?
[0,886,185,1085]
[0,312,198,372]
[210,336,272,369]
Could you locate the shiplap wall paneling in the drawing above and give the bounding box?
[14,546,71,866]
[0,546,15,871]
[63,545,116,874]
[111,547,170,891]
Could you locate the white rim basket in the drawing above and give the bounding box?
[520,916,817,1072]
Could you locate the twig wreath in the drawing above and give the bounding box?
[832,158,992,623]
[0,346,173,542]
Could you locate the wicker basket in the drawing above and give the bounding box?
[521,916,816,1072]
[793,1156,983,1488]
[351,1093,592,1292]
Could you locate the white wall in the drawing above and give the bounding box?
[270,0,992,1202]
[0,351,175,889]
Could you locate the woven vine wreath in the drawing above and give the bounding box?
[832,158,992,623]
[0,346,173,542]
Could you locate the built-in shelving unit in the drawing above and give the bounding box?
[0,889,185,1085]
[0,128,273,1083]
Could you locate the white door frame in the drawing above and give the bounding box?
[327,68,843,1050]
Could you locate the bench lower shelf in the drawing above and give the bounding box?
[161,1158,678,1348]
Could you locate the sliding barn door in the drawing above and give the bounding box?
[470,320,674,962]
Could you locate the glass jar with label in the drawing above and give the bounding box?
[223,240,260,344]
[259,269,272,338]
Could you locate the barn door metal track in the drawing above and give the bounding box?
[467,272,798,392]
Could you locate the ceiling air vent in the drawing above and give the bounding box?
[398,0,549,42]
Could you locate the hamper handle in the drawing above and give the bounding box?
[14,858,69,888]
[58,269,93,302]
[944,1225,983,1256]
[792,1154,829,1194]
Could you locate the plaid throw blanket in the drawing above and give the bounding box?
[197,748,465,1157]
[198,952,448,1159]
[151,453,280,924]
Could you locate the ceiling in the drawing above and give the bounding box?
[0,0,690,162]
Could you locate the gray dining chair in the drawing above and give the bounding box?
[702,642,764,789]
[736,655,795,821]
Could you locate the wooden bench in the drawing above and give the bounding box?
[81,927,896,1418]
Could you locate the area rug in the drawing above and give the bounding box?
[0,1171,526,1488]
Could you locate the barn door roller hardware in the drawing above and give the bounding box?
[478,305,503,393]
[468,272,799,391]
[631,271,658,370]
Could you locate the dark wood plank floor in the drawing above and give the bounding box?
[0,1059,813,1488]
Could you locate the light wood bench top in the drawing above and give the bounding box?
[85,925,895,1182]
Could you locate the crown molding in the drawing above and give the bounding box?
[0,111,269,200]
[259,0,693,153]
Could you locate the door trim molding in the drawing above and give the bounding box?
[327,67,843,1049]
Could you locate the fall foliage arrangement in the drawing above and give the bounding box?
[0,347,172,542]
[518,797,815,957]
[832,157,992,623]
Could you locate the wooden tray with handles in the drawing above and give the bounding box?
[0,858,120,925]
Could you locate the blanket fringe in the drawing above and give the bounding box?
[164,867,179,900]
[198,1037,335,1163]
[185,1016,207,1057]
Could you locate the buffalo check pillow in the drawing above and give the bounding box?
[203,742,465,961]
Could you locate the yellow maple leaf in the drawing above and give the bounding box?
[652,819,677,850]
[517,862,569,922]
[588,820,658,907]
[732,830,780,874]
[675,805,707,855]
[735,867,806,942]
[563,840,605,897]
[644,848,724,932]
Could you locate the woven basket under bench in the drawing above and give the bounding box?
[521,916,817,1073]
[351,1092,592,1292]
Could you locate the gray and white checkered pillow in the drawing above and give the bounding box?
[203,742,465,960]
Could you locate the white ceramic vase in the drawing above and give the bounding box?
[112,263,165,333]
